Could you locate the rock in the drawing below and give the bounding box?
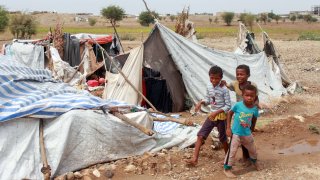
[106,164,117,171]
[92,169,101,177]
[83,176,92,180]
[81,169,92,176]
[105,170,114,179]
[73,172,83,178]
[54,174,66,180]
[66,172,74,180]
[293,115,305,122]
[161,149,168,154]
[124,164,136,173]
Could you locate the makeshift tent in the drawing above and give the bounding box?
[0,54,199,179]
[103,22,288,112]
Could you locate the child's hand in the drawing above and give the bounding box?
[226,128,232,137]
[209,111,218,119]
[195,101,202,112]
[220,80,227,87]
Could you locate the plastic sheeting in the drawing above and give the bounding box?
[103,46,144,105]
[156,23,287,105]
[0,110,199,179]
[5,42,44,69]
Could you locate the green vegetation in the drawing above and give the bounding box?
[0,6,9,32]
[138,11,159,26]
[10,13,37,39]
[221,12,234,26]
[88,18,97,26]
[298,32,320,41]
[120,33,136,41]
[290,15,296,24]
[101,5,125,26]
[239,13,256,30]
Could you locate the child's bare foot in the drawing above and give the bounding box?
[224,169,237,178]
[185,158,198,166]
[254,161,262,171]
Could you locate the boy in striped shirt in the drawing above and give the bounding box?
[186,65,231,166]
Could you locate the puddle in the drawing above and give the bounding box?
[278,139,320,155]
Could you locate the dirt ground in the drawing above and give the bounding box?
[53,37,320,180]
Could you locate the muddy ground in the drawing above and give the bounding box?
[53,38,320,180]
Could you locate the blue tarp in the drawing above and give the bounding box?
[0,55,126,122]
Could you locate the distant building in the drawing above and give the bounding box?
[312,5,320,16]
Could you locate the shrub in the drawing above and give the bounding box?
[221,12,234,26]
[9,13,37,39]
[88,18,97,26]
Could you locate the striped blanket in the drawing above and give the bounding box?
[0,55,126,122]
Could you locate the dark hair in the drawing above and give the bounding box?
[236,64,250,76]
[209,65,223,77]
[242,84,257,94]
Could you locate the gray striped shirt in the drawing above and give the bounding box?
[203,83,231,113]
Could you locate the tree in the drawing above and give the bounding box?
[101,5,125,26]
[303,14,313,23]
[311,17,318,23]
[274,15,281,24]
[169,15,175,22]
[138,11,159,26]
[297,14,304,20]
[239,13,247,23]
[209,17,212,24]
[290,15,296,24]
[88,18,97,26]
[244,14,255,31]
[221,12,234,26]
[9,13,37,39]
[214,16,219,24]
[0,6,9,33]
[260,13,267,24]
[268,11,276,19]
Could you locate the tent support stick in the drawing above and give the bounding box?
[113,112,154,136]
[142,0,156,19]
[111,22,125,54]
[88,35,158,112]
[151,117,193,126]
[39,119,51,180]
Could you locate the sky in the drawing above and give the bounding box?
[1,0,319,15]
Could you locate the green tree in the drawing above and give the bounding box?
[244,14,255,31]
[274,15,281,24]
[311,17,318,22]
[88,18,97,26]
[260,13,267,24]
[297,14,304,20]
[290,15,296,24]
[0,6,9,33]
[303,14,313,23]
[169,15,175,22]
[9,13,37,39]
[101,5,125,26]
[221,12,234,26]
[209,17,212,24]
[138,11,159,26]
[239,13,247,22]
[214,16,219,24]
[268,11,276,19]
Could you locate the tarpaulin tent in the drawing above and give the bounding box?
[103,22,288,112]
[0,54,199,179]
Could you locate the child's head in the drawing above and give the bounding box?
[242,84,257,105]
[209,65,223,86]
[236,64,250,84]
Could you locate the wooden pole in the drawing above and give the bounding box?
[151,117,194,126]
[111,22,125,54]
[39,119,51,180]
[88,35,158,112]
[142,0,156,19]
[113,112,154,136]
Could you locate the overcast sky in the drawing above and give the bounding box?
[1,0,319,15]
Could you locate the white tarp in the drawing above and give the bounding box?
[156,23,287,104]
[0,110,198,179]
[5,42,44,69]
[103,45,144,105]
